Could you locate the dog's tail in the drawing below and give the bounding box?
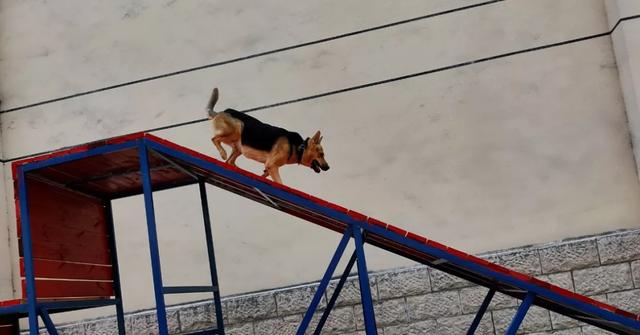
[206,87,219,118]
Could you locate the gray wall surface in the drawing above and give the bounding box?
[1,0,640,326]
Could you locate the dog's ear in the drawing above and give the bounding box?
[311,130,322,144]
[319,136,323,144]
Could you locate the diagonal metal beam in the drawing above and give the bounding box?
[466,288,495,334]
[505,292,536,335]
[297,228,352,335]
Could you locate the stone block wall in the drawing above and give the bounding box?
[36,229,640,334]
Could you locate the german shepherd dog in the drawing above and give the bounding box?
[206,88,330,184]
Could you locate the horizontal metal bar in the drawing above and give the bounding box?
[182,329,221,335]
[0,303,28,316]
[40,299,118,312]
[163,286,218,294]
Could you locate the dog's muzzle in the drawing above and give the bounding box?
[311,160,329,173]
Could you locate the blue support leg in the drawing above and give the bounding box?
[138,142,169,335]
[466,288,495,335]
[313,250,357,335]
[505,292,535,335]
[105,201,126,335]
[352,228,377,335]
[198,180,225,334]
[17,168,39,335]
[39,308,59,335]
[297,229,353,335]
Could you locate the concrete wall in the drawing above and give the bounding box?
[605,0,640,175]
[1,0,640,325]
[0,124,12,299]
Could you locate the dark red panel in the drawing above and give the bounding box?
[19,238,111,266]
[22,279,114,299]
[27,223,108,249]
[19,179,108,236]
[17,179,111,266]
[21,259,113,281]
[0,323,17,335]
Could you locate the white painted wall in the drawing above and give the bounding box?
[605,0,640,175]
[1,0,640,324]
[0,132,12,299]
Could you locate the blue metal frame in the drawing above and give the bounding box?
[467,288,495,334]
[361,221,640,332]
[0,304,27,316]
[505,292,535,335]
[138,141,170,335]
[352,228,377,335]
[8,136,638,334]
[198,180,225,334]
[144,137,640,333]
[40,299,118,312]
[17,167,39,335]
[105,201,126,335]
[15,139,228,334]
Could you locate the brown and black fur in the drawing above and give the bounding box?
[206,88,329,184]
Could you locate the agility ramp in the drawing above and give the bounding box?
[1,133,639,335]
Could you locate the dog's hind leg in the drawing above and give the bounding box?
[211,136,228,161]
[227,142,242,166]
[265,166,283,184]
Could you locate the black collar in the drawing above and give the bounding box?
[296,138,309,164]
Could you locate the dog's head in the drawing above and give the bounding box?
[302,131,330,173]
